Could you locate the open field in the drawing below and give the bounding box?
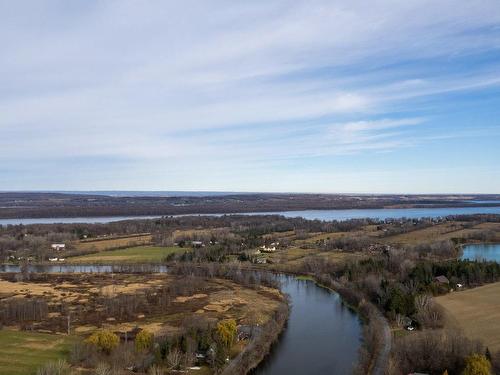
[381,221,500,245]
[265,246,363,271]
[0,330,76,375]
[436,282,500,351]
[74,234,152,252]
[68,245,184,263]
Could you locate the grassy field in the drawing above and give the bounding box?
[0,330,76,375]
[436,282,500,351]
[74,234,152,252]
[68,245,186,263]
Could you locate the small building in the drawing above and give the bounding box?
[48,257,59,262]
[51,243,66,251]
[261,245,276,253]
[434,275,450,284]
[116,327,142,342]
[237,325,253,341]
[191,241,204,248]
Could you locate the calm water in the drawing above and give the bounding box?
[461,243,500,262]
[0,264,168,273]
[253,276,362,375]
[246,206,500,221]
[2,206,500,225]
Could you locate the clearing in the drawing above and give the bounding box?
[436,281,500,351]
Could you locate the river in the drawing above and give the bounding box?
[2,206,500,225]
[252,275,362,375]
[0,266,362,374]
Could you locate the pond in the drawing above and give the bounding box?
[461,243,500,262]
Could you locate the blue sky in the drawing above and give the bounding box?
[1,1,500,193]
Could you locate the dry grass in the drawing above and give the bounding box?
[0,273,283,339]
[381,222,479,245]
[436,282,500,351]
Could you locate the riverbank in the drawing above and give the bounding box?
[221,297,290,375]
[309,273,391,375]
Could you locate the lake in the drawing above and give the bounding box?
[2,206,500,225]
[461,243,500,262]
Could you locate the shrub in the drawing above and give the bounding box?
[216,319,237,348]
[94,363,112,375]
[36,360,72,375]
[135,330,154,352]
[148,364,164,375]
[85,329,119,354]
[463,354,492,375]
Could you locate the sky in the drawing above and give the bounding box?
[1,1,500,193]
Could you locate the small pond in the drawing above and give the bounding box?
[461,243,500,262]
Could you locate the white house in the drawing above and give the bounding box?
[261,245,276,252]
[51,243,66,251]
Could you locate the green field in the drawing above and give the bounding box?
[0,330,76,375]
[68,245,187,263]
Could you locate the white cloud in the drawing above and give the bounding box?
[1,1,500,190]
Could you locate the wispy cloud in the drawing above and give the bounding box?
[1,1,500,191]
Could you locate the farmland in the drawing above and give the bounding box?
[436,282,500,351]
[67,245,185,263]
[74,234,152,252]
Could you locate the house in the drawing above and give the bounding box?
[237,325,253,341]
[434,275,450,284]
[402,316,413,326]
[51,243,66,251]
[116,327,142,342]
[191,241,204,248]
[261,245,276,252]
[48,257,59,262]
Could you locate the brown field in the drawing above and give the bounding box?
[299,225,381,245]
[265,246,362,271]
[74,234,152,252]
[436,282,500,351]
[381,222,486,245]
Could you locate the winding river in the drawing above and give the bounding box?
[0,265,362,374]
